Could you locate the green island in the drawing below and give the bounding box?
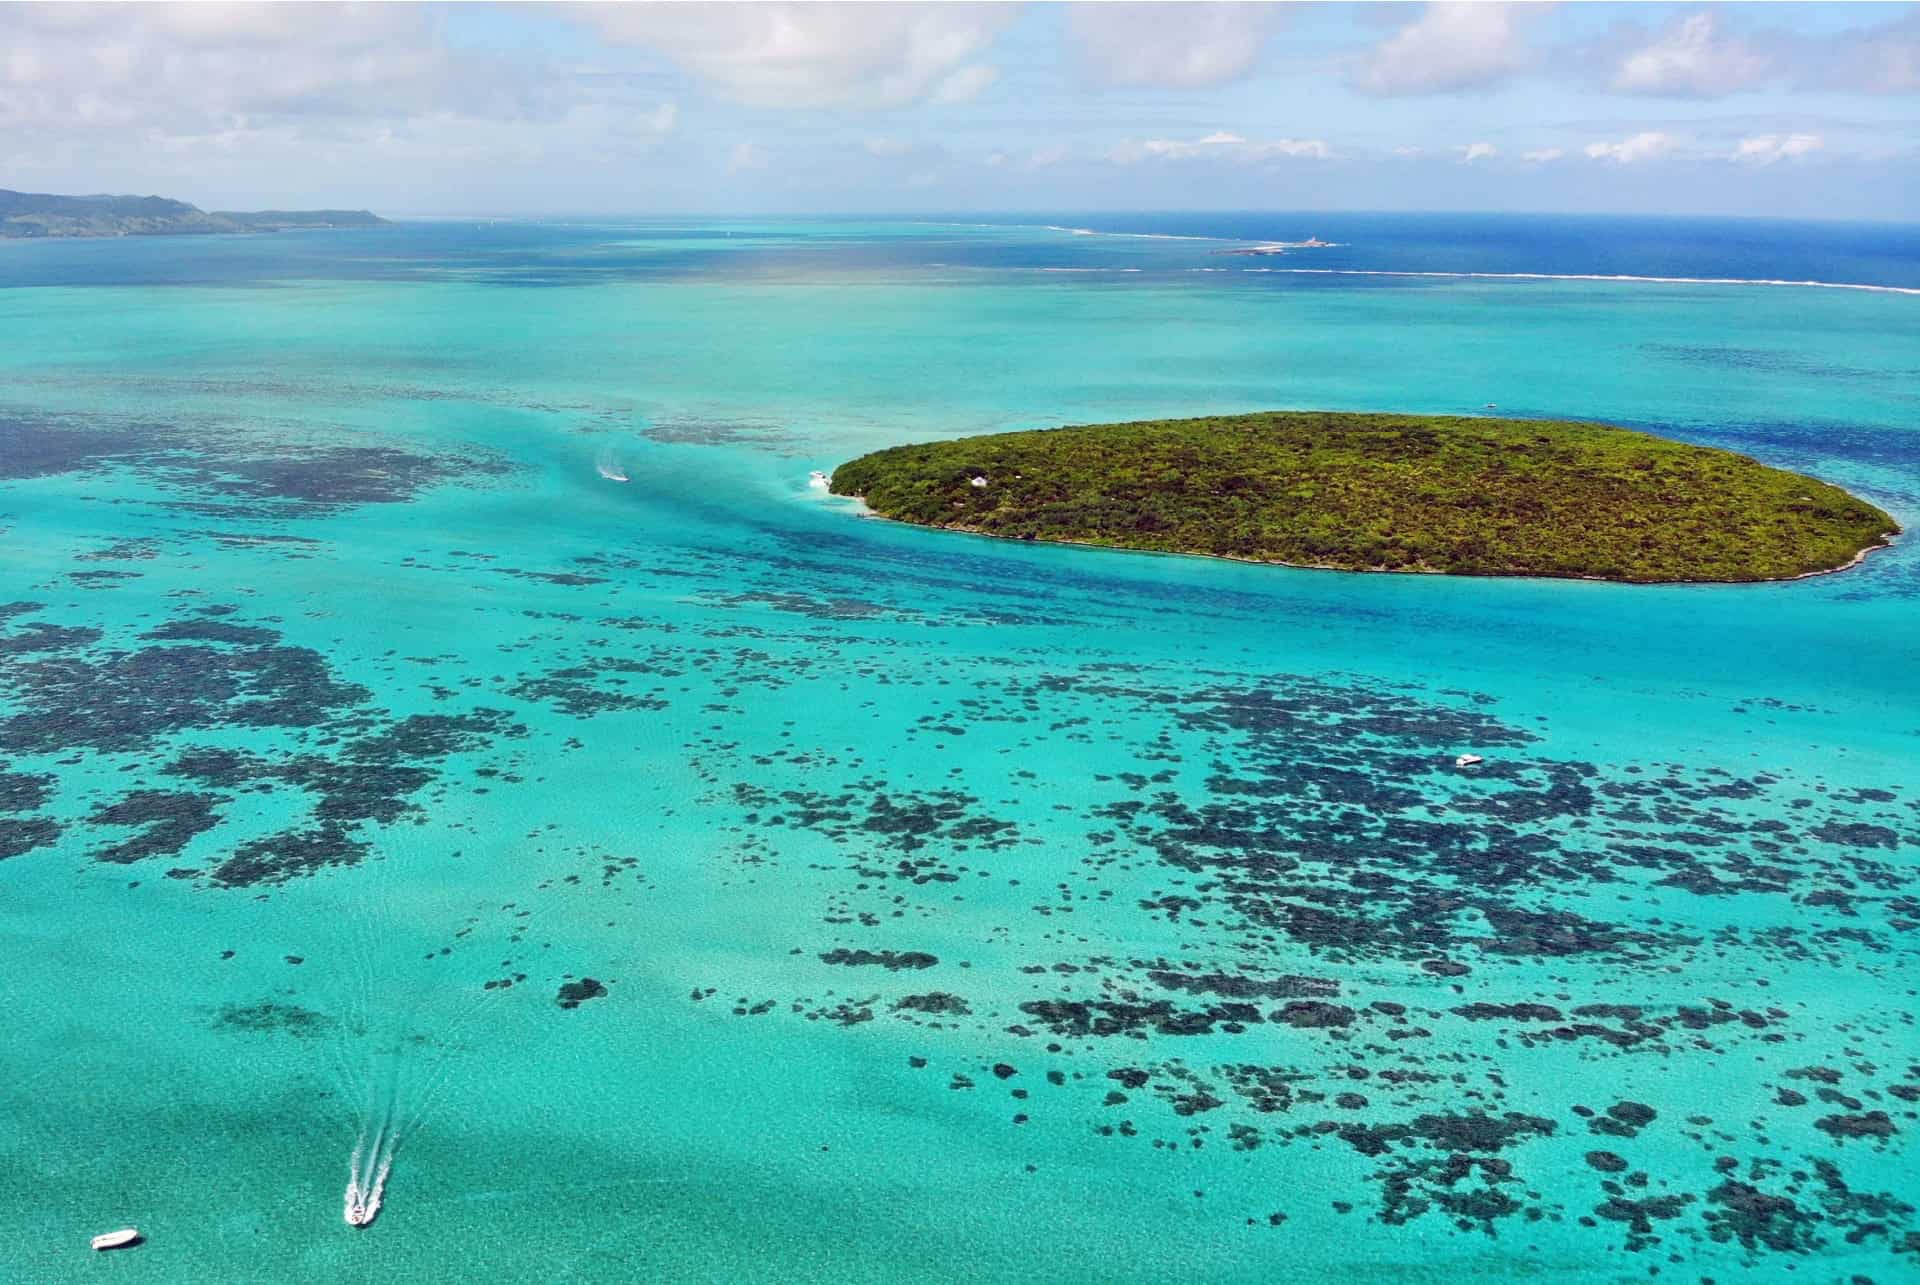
[829,411,1899,583]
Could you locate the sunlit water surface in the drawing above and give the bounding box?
[1,216,1916,1283]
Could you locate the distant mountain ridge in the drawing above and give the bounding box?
[0,188,388,239]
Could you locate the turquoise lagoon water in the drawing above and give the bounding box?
[0,217,1917,1282]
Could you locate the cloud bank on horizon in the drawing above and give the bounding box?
[0,1,1914,219]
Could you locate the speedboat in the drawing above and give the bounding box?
[344,1178,380,1227]
[808,471,831,490]
[1455,754,1484,768]
[91,1229,140,1251]
[594,445,629,483]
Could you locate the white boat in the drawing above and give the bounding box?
[344,1179,379,1227]
[594,447,629,483]
[91,1229,140,1251]
[808,471,831,490]
[1455,754,1484,768]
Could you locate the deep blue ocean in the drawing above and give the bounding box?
[0,214,1915,1283]
[6,211,1920,290]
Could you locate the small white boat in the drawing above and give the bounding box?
[594,446,629,483]
[1455,754,1484,768]
[91,1229,140,1251]
[344,1179,379,1227]
[808,471,831,490]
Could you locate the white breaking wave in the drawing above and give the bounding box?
[908,219,1230,243]
[908,221,1914,294]
[1038,224,1221,242]
[1265,268,1920,296]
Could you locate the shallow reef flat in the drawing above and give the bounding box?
[0,221,1915,1283]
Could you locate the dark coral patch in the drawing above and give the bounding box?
[0,620,367,755]
[0,817,60,860]
[820,949,938,970]
[90,790,224,863]
[0,411,513,515]
[557,978,608,1009]
[208,825,369,888]
[1816,1112,1897,1142]
[895,992,971,1015]
[0,767,54,814]
[0,606,528,887]
[213,1001,337,1037]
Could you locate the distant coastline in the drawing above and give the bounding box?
[0,188,388,240]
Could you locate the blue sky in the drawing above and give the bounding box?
[3,2,1916,219]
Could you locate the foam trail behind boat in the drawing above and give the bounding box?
[345,1119,393,1226]
[596,445,629,482]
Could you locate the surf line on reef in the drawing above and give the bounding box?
[1260,267,1920,296]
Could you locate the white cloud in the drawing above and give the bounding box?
[1112,132,1328,164]
[1352,2,1542,97]
[0,3,543,134]
[931,63,999,104]
[569,2,1017,110]
[1457,142,1497,163]
[1522,147,1565,163]
[1732,133,1822,165]
[1026,143,1067,170]
[864,136,913,158]
[1068,2,1285,90]
[1612,13,1772,97]
[1797,11,1920,95]
[1244,138,1330,161]
[727,141,770,173]
[1392,145,1425,158]
[633,102,679,137]
[550,99,679,148]
[0,0,691,201]
[1583,131,1675,164]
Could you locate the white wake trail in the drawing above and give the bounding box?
[595,445,629,483]
[345,1122,392,1227]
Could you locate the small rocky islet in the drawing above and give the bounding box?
[830,411,1899,583]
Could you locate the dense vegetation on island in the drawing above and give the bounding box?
[0,189,388,239]
[830,412,1898,583]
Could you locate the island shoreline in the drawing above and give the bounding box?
[828,495,1899,588]
[828,411,1900,585]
